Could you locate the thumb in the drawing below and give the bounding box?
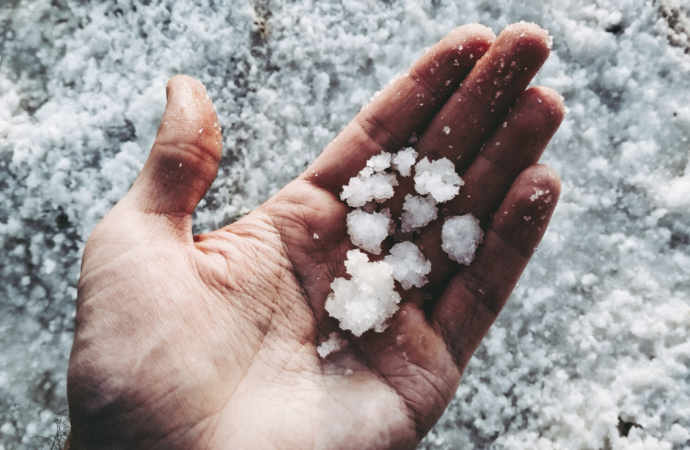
[126,75,222,229]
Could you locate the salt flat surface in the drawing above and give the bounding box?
[1,0,690,448]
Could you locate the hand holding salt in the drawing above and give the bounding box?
[65,22,564,450]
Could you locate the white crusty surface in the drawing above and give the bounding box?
[3,1,690,448]
[414,157,464,203]
[401,194,438,232]
[325,250,400,337]
[384,242,431,289]
[441,214,484,266]
[346,208,393,255]
[392,147,418,176]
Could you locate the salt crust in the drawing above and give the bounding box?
[414,157,464,203]
[340,169,398,207]
[346,209,393,255]
[441,214,484,265]
[5,1,690,447]
[384,242,431,289]
[324,250,400,337]
[401,194,438,232]
[316,332,346,358]
[392,147,418,176]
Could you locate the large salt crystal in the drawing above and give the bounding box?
[366,151,392,172]
[341,169,398,207]
[325,250,401,336]
[414,157,464,203]
[392,147,418,176]
[346,209,393,255]
[401,194,438,232]
[441,214,484,265]
[384,242,431,289]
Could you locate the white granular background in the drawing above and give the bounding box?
[1,0,690,448]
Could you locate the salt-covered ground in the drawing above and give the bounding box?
[1,0,690,448]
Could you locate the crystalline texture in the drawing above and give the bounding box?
[346,209,393,255]
[341,169,398,207]
[317,332,346,358]
[366,151,393,172]
[392,147,418,176]
[401,194,438,232]
[414,157,464,203]
[441,214,484,265]
[384,242,431,289]
[325,250,401,336]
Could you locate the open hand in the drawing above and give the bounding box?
[66,23,564,450]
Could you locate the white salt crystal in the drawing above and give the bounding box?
[366,151,392,172]
[360,166,374,177]
[392,147,418,176]
[401,194,438,232]
[43,259,56,275]
[346,209,393,255]
[317,332,346,358]
[341,169,398,207]
[313,233,319,239]
[414,157,464,203]
[441,214,484,265]
[384,242,431,289]
[325,249,401,336]
[443,125,451,134]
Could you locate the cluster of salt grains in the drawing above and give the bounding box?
[414,157,465,202]
[346,209,394,255]
[324,147,483,340]
[324,249,401,336]
[401,194,438,232]
[441,215,484,265]
[340,152,398,207]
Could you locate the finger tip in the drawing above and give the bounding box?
[167,74,207,93]
[499,21,553,61]
[521,163,561,187]
[160,75,222,161]
[514,164,561,214]
[440,23,496,60]
[521,86,566,128]
[455,23,497,42]
[493,164,560,255]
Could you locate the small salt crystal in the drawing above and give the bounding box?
[443,126,451,134]
[441,214,484,265]
[325,250,401,336]
[346,209,393,255]
[341,170,398,207]
[401,194,438,232]
[366,151,392,172]
[384,242,431,289]
[413,157,464,203]
[317,332,346,358]
[530,188,548,201]
[392,147,418,177]
[313,233,319,239]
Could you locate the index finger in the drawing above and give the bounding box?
[302,24,496,193]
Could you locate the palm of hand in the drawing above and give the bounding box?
[67,24,563,450]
